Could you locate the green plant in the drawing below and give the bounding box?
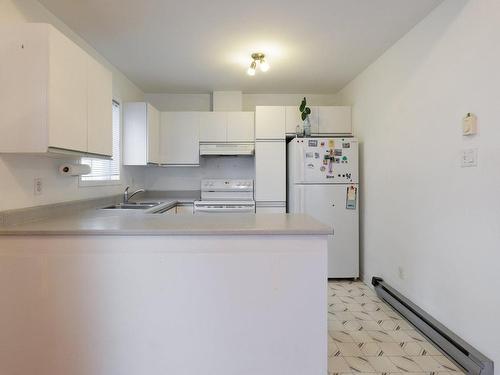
[299,97,311,121]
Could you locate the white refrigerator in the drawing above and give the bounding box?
[288,138,359,278]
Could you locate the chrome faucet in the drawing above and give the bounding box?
[123,186,145,203]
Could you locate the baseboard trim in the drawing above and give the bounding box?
[372,277,493,375]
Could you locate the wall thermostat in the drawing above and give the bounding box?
[462,113,477,136]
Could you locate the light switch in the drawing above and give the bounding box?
[461,148,477,167]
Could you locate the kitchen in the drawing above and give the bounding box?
[0,1,499,375]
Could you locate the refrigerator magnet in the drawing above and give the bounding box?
[346,186,357,209]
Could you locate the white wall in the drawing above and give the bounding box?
[145,93,212,111]
[0,0,145,211]
[146,156,255,191]
[337,0,500,367]
[242,94,339,111]
[145,93,339,111]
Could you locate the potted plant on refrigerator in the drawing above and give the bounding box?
[299,97,312,137]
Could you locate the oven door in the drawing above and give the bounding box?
[193,201,255,214]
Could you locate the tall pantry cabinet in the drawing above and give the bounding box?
[255,106,286,213]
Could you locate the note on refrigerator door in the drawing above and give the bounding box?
[346,186,357,209]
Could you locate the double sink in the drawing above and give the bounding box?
[103,202,161,210]
[102,201,173,213]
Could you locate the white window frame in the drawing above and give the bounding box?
[79,99,122,187]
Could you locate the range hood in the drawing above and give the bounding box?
[199,143,254,156]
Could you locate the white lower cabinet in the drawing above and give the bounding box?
[159,112,200,166]
[163,207,176,215]
[255,141,286,202]
[176,204,194,214]
[256,206,286,214]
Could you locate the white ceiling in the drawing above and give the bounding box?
[39,0,443,94]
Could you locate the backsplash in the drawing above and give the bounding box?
[145,156,255,191]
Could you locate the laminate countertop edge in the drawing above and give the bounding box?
[0,213,333,236]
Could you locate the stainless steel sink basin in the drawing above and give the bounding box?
[102,202,161,210]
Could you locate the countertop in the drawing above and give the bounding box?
[0,199,332,236]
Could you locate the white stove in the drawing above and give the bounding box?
[194,179,255,214]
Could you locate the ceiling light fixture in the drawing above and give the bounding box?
[247,53,269,76]
[247,60,257,76]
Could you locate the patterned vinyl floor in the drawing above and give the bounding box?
[328,281,464,375]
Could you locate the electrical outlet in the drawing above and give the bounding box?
[34,177,43,195]
[398,266,405,280]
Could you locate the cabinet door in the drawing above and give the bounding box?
[255,141,286,202]
[199,112,227,142]
[176,204,194,214]
[48,28,88,153]
[160,112,200,166]
[87,55,112,156]
[317,106,351,134]
[147,104,160,164]
[227,112,254,142]
[123,102,147,165]
[286,106,319,135]
[255,106,285,140]
[0,24,49,153]
[163,207,176,215]
[256,206,286,214]
[310,107,320,134]
[285,106,300,134]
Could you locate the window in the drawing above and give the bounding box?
[80,100,121,185]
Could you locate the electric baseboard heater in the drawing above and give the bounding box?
[372,277,493,375]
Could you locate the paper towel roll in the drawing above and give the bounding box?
[59,163,91,176]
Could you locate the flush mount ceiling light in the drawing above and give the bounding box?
[247,53,269,76]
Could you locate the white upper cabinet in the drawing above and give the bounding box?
[285,106,319,135]
[227,112,254,142]
[255,106,285,140]
[87,55,113,156]
[286,106,351,135]
[147,104,160,164]
[285,106,300,135]
[123,102,160,165]
[199,112,254,143]
[0,23,113,157]
[317,106,352,134]
[47,26,88,153]
[199,112,227,142]
[160,112,200,166]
